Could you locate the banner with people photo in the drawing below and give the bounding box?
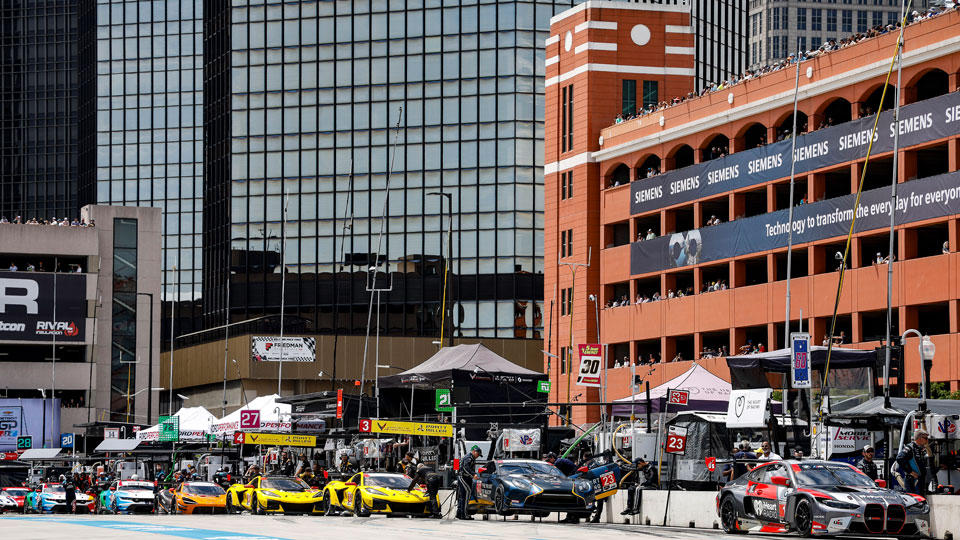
[631,91,960,215]
[631,170,960,275]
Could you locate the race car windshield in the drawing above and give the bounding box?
[499,462,565,477]
[182,483,226,496]
[44,485,65,493]
[364,474,411,488]
[794,464,876,487]
[120,482,154,491]
[4,489,28,496]
[260,478,309,491]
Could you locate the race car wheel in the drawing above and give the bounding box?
[256,497,267,516]
[494,488,509,516]
[353,494,371,518]
[794,499,814,538]
[322,494,335,516]
[111,499,119,515]
[720,496,746,534]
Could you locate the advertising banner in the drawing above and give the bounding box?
[251,336,316,362]
[502,428,541,451]
[726,389,771,428]
[359,419,453,438]
[236,432,317,447]
[0,271,86,342]
[631,91,960,215]
[631,169,960,275]
[576,344,603,387]
[0,399,60,451]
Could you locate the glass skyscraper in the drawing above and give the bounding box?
[78,0,204,334]
[203,0,569,339]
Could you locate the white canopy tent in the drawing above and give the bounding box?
[136,406,217,441]
[211,394,292,434]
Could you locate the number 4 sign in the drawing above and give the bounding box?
[666,425,687,455]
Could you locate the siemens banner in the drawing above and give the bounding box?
[631,91,960,214]
[631,170,960,275]
[0,271,86,342]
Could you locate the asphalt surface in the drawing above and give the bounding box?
[0,513,733,540]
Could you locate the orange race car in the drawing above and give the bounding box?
[156,481,227,514]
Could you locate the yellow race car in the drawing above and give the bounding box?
[323,472,431,517]
[225,475,323,515]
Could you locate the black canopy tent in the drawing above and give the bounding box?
[726,345,883,388]
[823,396,960,429]
[377,344,548,438]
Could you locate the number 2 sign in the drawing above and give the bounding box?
[665,425,687,455]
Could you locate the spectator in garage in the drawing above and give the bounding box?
[943,241,950,255]
[7,262,17,271]
[645,229,656,240]
[793,448,804,461]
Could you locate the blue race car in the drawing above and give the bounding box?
[99,479,156,514]
[24,483,94,514]
[570,452,625,502]
[469,459,595,517]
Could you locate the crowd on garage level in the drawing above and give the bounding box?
[1,215,95,227]
[611,4,958,128]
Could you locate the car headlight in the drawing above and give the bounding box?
[260,490,280,498]
[181,497,197,505]
[502,479,533,491]
[363,487,386,496]
[576,481,593,492]
[817,498,859,510]
[312,491,324,498]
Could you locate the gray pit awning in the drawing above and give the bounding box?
[95,439,141,452]
[19,448,63,460]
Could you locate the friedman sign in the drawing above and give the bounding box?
[251,336,316,362]
[0,272,86,342]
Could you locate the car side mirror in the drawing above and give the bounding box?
[109,487,116,491]
[345,482,357,487]
[770,476,791,487]
[577,466,589,473]
[875,479,886,488]
[35,488,41,493]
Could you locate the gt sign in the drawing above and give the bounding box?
[16,436,32,451]
[665,426,687,455]
[667,389,689,406]
[790,332,811,389]
[576,344,602,387]
[239,409,260,430]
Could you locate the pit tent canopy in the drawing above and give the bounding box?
[211,395,290,435]
[725,346,880,389]
[611,363,731,416]
[377,343,545,388]
[136,406,217,441]
[824,396,960,428]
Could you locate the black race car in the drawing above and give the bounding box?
[469,459,596,517]
[717,459,930,537]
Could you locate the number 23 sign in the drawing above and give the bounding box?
[665,426,687,455]
[667,389,689,406]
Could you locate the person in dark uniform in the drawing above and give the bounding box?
[61,474,76,514]
[456,445,481,520]
[544,452,577,476]
[339,453,359,475]
[399,452,417,477]
[280,451,295,476]
[856,445,878,481]
[897,430,932,495]
[578,452,605,524]
[620,458,659,515]
[407,463,442,518]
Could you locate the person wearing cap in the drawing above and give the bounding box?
[398,451,417,478]
[544,452,577,476]
[857,445,878,480]
[897,429,932,495]
[792,448,804,461]
[407,462,442,518]
[456,445,482,520]
[723,441,754,481]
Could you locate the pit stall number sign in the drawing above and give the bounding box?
[790,332,811,389]
[576,344,602,387]
[665,425,688,455]
[667,389,689,406]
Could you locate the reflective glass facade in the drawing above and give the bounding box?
[204,0,567,338]
[78,0,204,331]
[0,0,79,220]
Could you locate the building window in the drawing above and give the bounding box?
[560,346,567,374]
[111,218,138,421]
[857,10,867,31]
[842,10,852,32]
[872,11,882,26]
[887,10,898,23]
[561,170,573,201]
[798,8,807,29]
[812,9,822,30]
[827,9,837,31]
[561,85,574,152]
[798,36,807,52]
[773,7,780,29]
[560,287,572,316]
[782,8,789,29]
[811,36,821,49]
[561,229,573,258]
[622,80,637,117]
[642,81,658,111]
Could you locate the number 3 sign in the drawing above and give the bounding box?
[665,425,687,455]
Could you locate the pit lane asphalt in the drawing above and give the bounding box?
[1,513,735,540]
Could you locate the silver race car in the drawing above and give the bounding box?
[717,460,930,537]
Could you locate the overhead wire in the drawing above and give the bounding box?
[818,2,912,422]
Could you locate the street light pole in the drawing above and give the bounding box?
[899,330,935,412]
[428,191,453,348]
[557,247,591,426]
[169,260,177,416]
[136,292,154,424]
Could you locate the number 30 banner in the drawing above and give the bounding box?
[576,344,603,387]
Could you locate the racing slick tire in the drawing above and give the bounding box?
[493,487,513,517]
[111,499,119,515]
[353,493,371,518]
[793,499,814,538]
[322,493,336,516]
[256,497,267,516]
[225,495,236,515]
[720,496,747,534]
